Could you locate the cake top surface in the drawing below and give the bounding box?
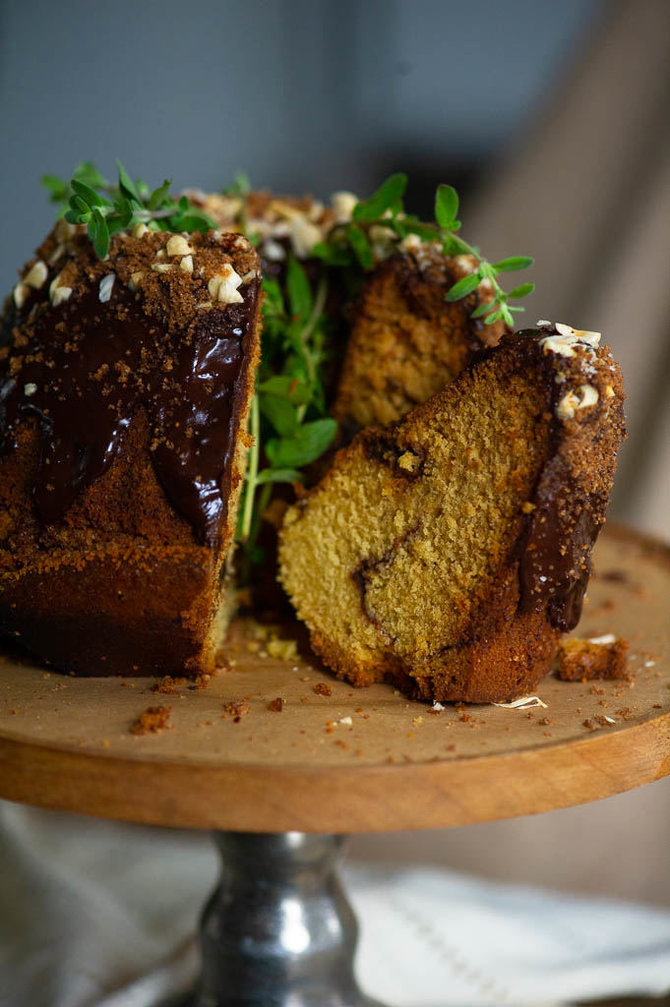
[1,223,262,544]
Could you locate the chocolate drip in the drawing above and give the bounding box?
[0,279,259,545]
[514,326,603,632]
[518,457,600,632]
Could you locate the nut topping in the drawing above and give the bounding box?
[208,264,243,304]
[166,235,193,257]
[23,260,48,290]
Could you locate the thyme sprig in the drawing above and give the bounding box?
[43,161,216,259]
[313,174,534,327]
[237,257,338,569]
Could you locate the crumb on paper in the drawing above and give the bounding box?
[130,706,172,735]
[313,682,333,697]
[555,636,629,681]
[268,697,284,712]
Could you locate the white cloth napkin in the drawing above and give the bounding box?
[1,801,669,1007]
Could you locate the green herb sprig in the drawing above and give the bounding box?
[313,174,534,327]
[43,160,216,259]
[237,256,338,571]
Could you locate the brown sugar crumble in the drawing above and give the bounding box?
[130,705,172,735]
[556,636,630,682]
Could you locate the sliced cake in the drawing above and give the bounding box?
[279,324,626,703]
[0,221,262,675]
[333,246,506,434]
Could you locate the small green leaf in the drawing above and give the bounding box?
[88,209,110,259]
[266,418,337,469]
[71,178,110,208]
[255,468,304,486]
[352,173,407,222]
[347,225,373,269]
[441,233,472,257]
[148,179,172,210]
[259,395,298,438]
[434,184,459,228]
[491,256,534,273]
[445,272,481,302]
[471,300,494,319]
[286,256,313,320]
[311,240,353,267]
[172,211,216,233]
[257,375,311,405]
[395,220,439,243]
[116,159,140,202]
[261,278,286,315]
[507,282,535,299]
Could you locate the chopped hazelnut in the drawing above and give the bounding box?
[331,191,358,222]
[208,264,244,304]
[13,283,29,309]
[23,260,48,290]
[166,234,193,257]
[49,273,72,306]
[179,255,194,273]
[132,223,149,239]
[98,274,116,303]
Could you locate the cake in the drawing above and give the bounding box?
[0,220,262,676]
[555,635,630,681]
[279,324,626,703]
[333,246,506,434]
[189,189,507,434]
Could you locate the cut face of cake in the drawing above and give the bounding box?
[279,325,626,703]
[0,222,262,676]
[333,248,507,434]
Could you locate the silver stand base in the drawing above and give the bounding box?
[172,831,386,1007]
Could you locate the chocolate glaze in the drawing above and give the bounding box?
[518,457,599,632]
[512,327,605,632]
[0,273,260,546]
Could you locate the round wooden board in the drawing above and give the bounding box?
[0,525,669,833]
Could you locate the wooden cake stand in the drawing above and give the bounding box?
[1,525,669,1006]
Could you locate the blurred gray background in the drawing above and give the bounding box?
[2,0,670,916]
[0,0,601,291]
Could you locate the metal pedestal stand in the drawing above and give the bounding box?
[177,832,384,1007]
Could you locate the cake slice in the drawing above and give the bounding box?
[279,324,626,703]
[333,245,506,434]
[0,221,262,676]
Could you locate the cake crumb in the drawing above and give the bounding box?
[151,675,187,695]
[556,636,629,681]
[268,697,284,712]
[313,682,333,697]
[130,705,172,735]
[224,700,250,722]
